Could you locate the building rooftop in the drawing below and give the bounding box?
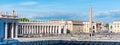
[0,15,18,19]
[0,10,18,19]
[49,20,83,24]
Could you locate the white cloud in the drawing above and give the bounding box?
[93,10,120,23]
[1,2,120,23]
[19,1,37,6]
[94,10,120,16]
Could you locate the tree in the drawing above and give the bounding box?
[105,24,109,31]
[19,18,29,22]
[105,24,109,27]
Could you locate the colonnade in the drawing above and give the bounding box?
[18,25,67,36]
[4,22,18,39]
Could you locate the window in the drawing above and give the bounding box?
[93,26,95,29]
[110,26,112,29]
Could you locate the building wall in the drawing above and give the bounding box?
[82,22,104,33]
[66,22,73,33]
[83,22,90,33]
[109,21,120,33]
[109,24,113,32]
[49,20,83,34]
[72,24,83,34]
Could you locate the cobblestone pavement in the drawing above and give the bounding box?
[17,34,120,42]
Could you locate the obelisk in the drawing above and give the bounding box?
[89,5,92,36]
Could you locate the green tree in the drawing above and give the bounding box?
[19,18,29,22]
[105,24,109,27]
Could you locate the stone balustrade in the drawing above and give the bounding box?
[0,15,18,19]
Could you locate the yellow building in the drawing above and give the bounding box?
[50,20,104,34]
[49,20,83,34]
[83,21,90,33]
[109,20,120,33]
[83,21,104,33]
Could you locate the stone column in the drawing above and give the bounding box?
[42,26,44,34]
[15,23,18,38]
[46,26,47,34]
[19,25,22,34]
[23,25,24,34]
[36,26,37,34]
[44,26,46,34]
[33,26,35,34]
[38,26,40,34]
[29,26,31,34]
[27,25,29,34]
[23,25,26,34]
[49,26,50,34]
[39,26,41,34]
[43,26,44,34]
[5,22,8,39]
[41,26,43,33]
[28,26,29,35]
[54,26,56,34]
[32,26,34,34]
[49,26,52,34]
[11,23,14,38]
[44,26,45,34]
[37,26,38,34]
[30,26,32,34]
[26,25,27,34]
[58,26,61,34]
[64,26,67,34]
[55,26,58,34]
[47,26,49,34]
[21,25,24,35]
[51,26,52,34]
[34,26,36,34]
[52,26,55,34]
[40,26,42,34]
[28,26,29,34]
[57,26,59,34]
[32,25,34,34]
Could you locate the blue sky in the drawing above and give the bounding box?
[0,0,120,23]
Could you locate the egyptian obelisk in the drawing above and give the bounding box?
[89,5,92,36]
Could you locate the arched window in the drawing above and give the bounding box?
[110,26,112,29]
[93,26,95,29]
